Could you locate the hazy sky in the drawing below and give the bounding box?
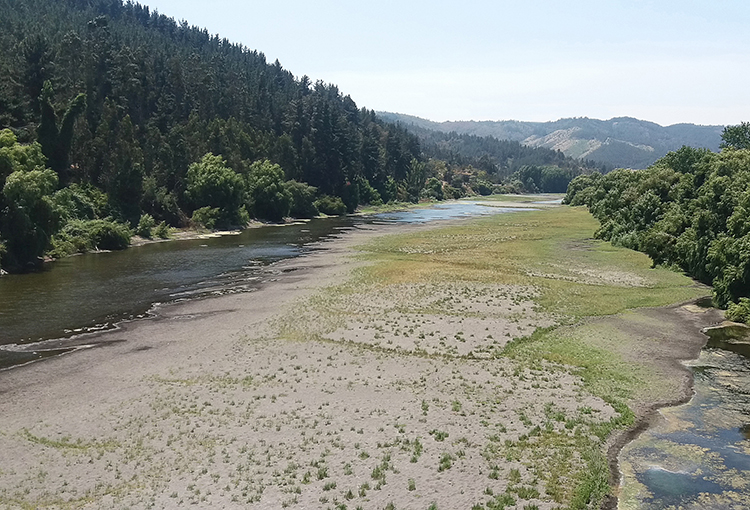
[142,0,748,126]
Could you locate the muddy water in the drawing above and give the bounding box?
[619,330,750,509]
[0,201,528,370]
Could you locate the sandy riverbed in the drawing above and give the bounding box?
[0,211,722,509]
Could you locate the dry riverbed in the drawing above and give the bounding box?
[0,203,721,509]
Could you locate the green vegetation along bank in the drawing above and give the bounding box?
[564,122,750,318]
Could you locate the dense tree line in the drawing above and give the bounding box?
[0,0,430,271]
[564,123,750,317]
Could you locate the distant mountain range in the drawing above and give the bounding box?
[377,112,724,169]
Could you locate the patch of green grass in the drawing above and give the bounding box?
[410,437,424,463]
[508,468,521,484]
[20,430,119,451]
[568,446,611,510]
[421,400,430,414]
[486,493,515,510]
[429,430,449,441]
[504,326,643,403]
[371,453,394,486]
[504,311,691,408]
[356,207,704,317]
[358,482,370,497]
[437,453,454,472]
[512,486,540,499]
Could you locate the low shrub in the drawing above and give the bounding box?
[726,297,750,323]
[136,213,156,238]
[154,221,170,239]
[191,206,220,229]
[50,218,131,256]
[315,195,347,216]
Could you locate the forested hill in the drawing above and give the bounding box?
[0,0,424,205]
[0,0,599,272]
[0,0,426,270]
[378,112,724,170]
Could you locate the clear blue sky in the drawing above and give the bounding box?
[142,0,749,126]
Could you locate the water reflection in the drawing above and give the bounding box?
[0,218,347,343]
[375,201,533,223]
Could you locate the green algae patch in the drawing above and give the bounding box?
[619,341,750,510]
[704,322,750,345]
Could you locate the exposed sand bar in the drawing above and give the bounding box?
[0,207,721,509]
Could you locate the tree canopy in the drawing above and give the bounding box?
[0,0,424,270]
[720,122,750,150]
[564,127,750,310]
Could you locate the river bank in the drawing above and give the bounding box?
[617,322,750,510]
[111,195,557,250]
[0,205,718,509]
[0,197,557,360]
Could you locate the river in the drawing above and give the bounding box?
[0,200,528,369]
[619,326,750,509]
[10,198,745,509]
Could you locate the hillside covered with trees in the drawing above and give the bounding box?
[0,0,599,272]
[0,0,423,270]
[564,122,750,318]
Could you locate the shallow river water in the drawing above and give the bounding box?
[619,331,750,509]
[0,200,525,369]
[6,198,747,508]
